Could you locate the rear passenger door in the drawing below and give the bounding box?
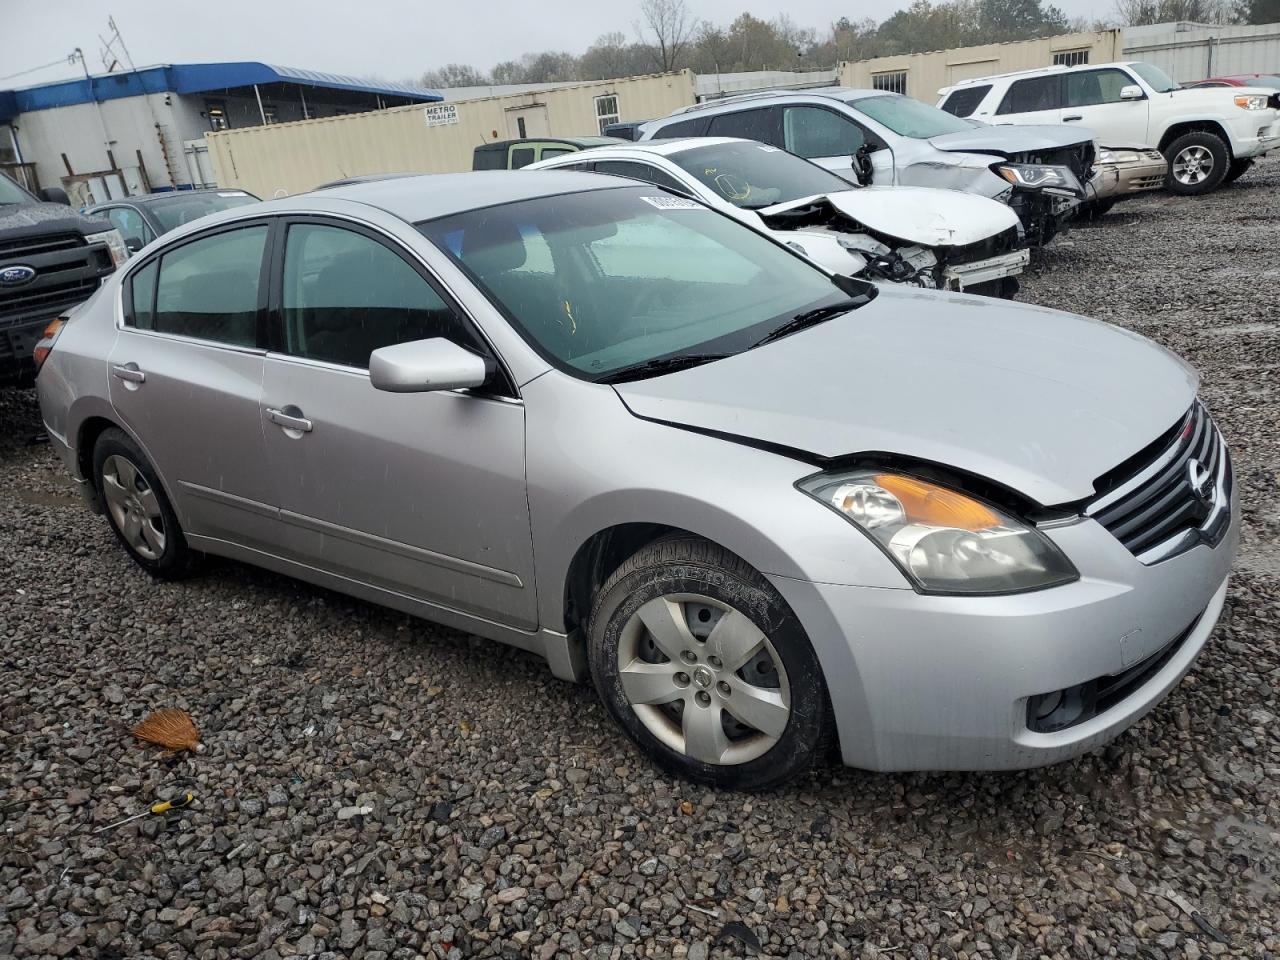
[992,75,1064,126]
[1062,68,1150,145]
[259,218,538,629]
[107,220,281,550]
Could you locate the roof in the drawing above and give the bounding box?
[86,187,256,211]
[944,61,1139,88]
[306,170,630,222]
[667,86,886,117]
[575,137,741,157]
[0,62,440,120]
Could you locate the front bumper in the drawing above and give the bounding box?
[0,316,53,384]
[943,248,1030,289]
[769,479,1239,772]
[1092,151,1168,200]
[1232,113,1280,158]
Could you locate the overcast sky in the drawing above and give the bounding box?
[2,0,1115,89]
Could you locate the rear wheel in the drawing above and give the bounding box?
[93,428,198,579]
[1164,131,1229,195]
[587,535,833,789]
[1224,158,1253,184]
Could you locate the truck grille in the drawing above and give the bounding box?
[0,232,86,258]
[1086,403,1230,562]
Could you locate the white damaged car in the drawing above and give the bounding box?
[529,138,1030,297]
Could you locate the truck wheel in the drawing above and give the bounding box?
[1224,159,1253,184]
[93,428,198,579]
[587,535,834,790]
[1164,132,1229,195]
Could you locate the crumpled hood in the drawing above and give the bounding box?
[0,201,109,239]
[614,287,1196,506]
[929,124,1093,156]
[758,186,1020,247]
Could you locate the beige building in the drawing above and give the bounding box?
[838,30,1124,103]
[206,71,696,197]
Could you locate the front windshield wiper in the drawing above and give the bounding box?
[595,352,729,385]
[751,297,865,349]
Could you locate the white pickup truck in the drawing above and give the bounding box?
[938,60,1280,195]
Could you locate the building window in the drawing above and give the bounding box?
[595,94,620,134]
[262,104,279,124]
[206,101,229,131]
[871,71,907,95]
[1053,49,1090,67]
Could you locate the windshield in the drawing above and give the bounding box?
[852,95,975,139]
[419,186,861,380]
[148,192,259,232]
[1130,62,1180,93]
[0,174,34,205]
[669,141,856,210]
[1242,75,1280,90]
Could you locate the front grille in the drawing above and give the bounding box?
[1087,403,1228,561]
[1130,174,1166,190]
[0,275,100,319]
[0,232,85,258]
[1026,613,1201,733]
[944,225,1022,266]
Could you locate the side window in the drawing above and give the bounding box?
[106,207,154,249]
[706,108,782,147]
[128,259,158,330]
[281,223,479,369]
[783,106,867,158]
[509,147,536,169]
[653,116,710,138]
[592,160,691,195]
[939,85,991,117]
[996,76,1063,115]
[148,225,267,346]
[1065,68,1136,107]
[538,147,574,161]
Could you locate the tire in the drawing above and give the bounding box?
[587,535,833,790]
[1163,131,1229,195]
[1224,158,1253,184]
[1079,198,1117,219]
[92,428,198,579]
[968,277,1019,300]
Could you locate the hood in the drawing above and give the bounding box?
[1170,85,1280,109]
[614,287,1196,506]
[759,186,1020,247]
[929,124,1093,156]
[0,201,110,239]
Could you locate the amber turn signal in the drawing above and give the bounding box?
[873,473,1003,532]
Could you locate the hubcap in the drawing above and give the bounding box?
[101,454,165,561]
[616,593,791,766]
[1173,145,1214,185]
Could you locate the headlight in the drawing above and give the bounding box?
[85,229,129,267]
[798,470,1078,595]
[1234,93,1268,110]
[994,163,1076,191]
[1097,148,1138,165]
[1096,149,1117,164]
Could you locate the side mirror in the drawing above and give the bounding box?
[1119,84,1145,101]
[369,338,489,394]
[40,186,71,205]
[851,144,876,187]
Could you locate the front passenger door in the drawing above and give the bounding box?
[260,219,538,629]
[1063,68,1150,145]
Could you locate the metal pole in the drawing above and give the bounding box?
[254,84,267,125]
[300,86,308,120]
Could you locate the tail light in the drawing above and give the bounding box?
[33,317,67,373]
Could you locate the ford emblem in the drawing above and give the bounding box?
[0,264,37,287]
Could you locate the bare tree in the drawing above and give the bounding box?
[636,0,693,72]
[1113,0,1238,22]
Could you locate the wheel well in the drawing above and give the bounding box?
[1159,121,1233,157]
[76,416,117,497]
[563,523,690,635]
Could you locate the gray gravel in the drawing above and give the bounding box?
[2,161,1278,960]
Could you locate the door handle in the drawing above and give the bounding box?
[111,363,146,384]
[1063,114,1083,121]
[266,406,313,433]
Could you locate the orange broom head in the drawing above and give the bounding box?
[132,708,204,753]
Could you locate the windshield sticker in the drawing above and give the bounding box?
[640,196,702,209]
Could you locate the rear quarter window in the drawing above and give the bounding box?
[652,116,710,138]
[940,85,991,117]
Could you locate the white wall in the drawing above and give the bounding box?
[1122,21,1280,83]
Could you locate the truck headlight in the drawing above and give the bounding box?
[85,229,129,267]
[798,470,1078,595]
[1234,93,1269,111]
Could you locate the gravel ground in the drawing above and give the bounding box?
[1,161,1278,960]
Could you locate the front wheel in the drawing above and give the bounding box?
[1164,131,1229,195]
[587,536,833,789]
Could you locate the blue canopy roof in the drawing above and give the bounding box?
[0,62,441,121]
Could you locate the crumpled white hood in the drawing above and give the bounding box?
[759,186,1020,247]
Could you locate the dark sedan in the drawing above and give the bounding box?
[85,188,260,255]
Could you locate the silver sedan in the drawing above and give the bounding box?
[35,172,1237,788]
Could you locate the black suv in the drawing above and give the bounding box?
[0,173,125,385]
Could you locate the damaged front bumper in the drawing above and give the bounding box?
[942,248,1031,290]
